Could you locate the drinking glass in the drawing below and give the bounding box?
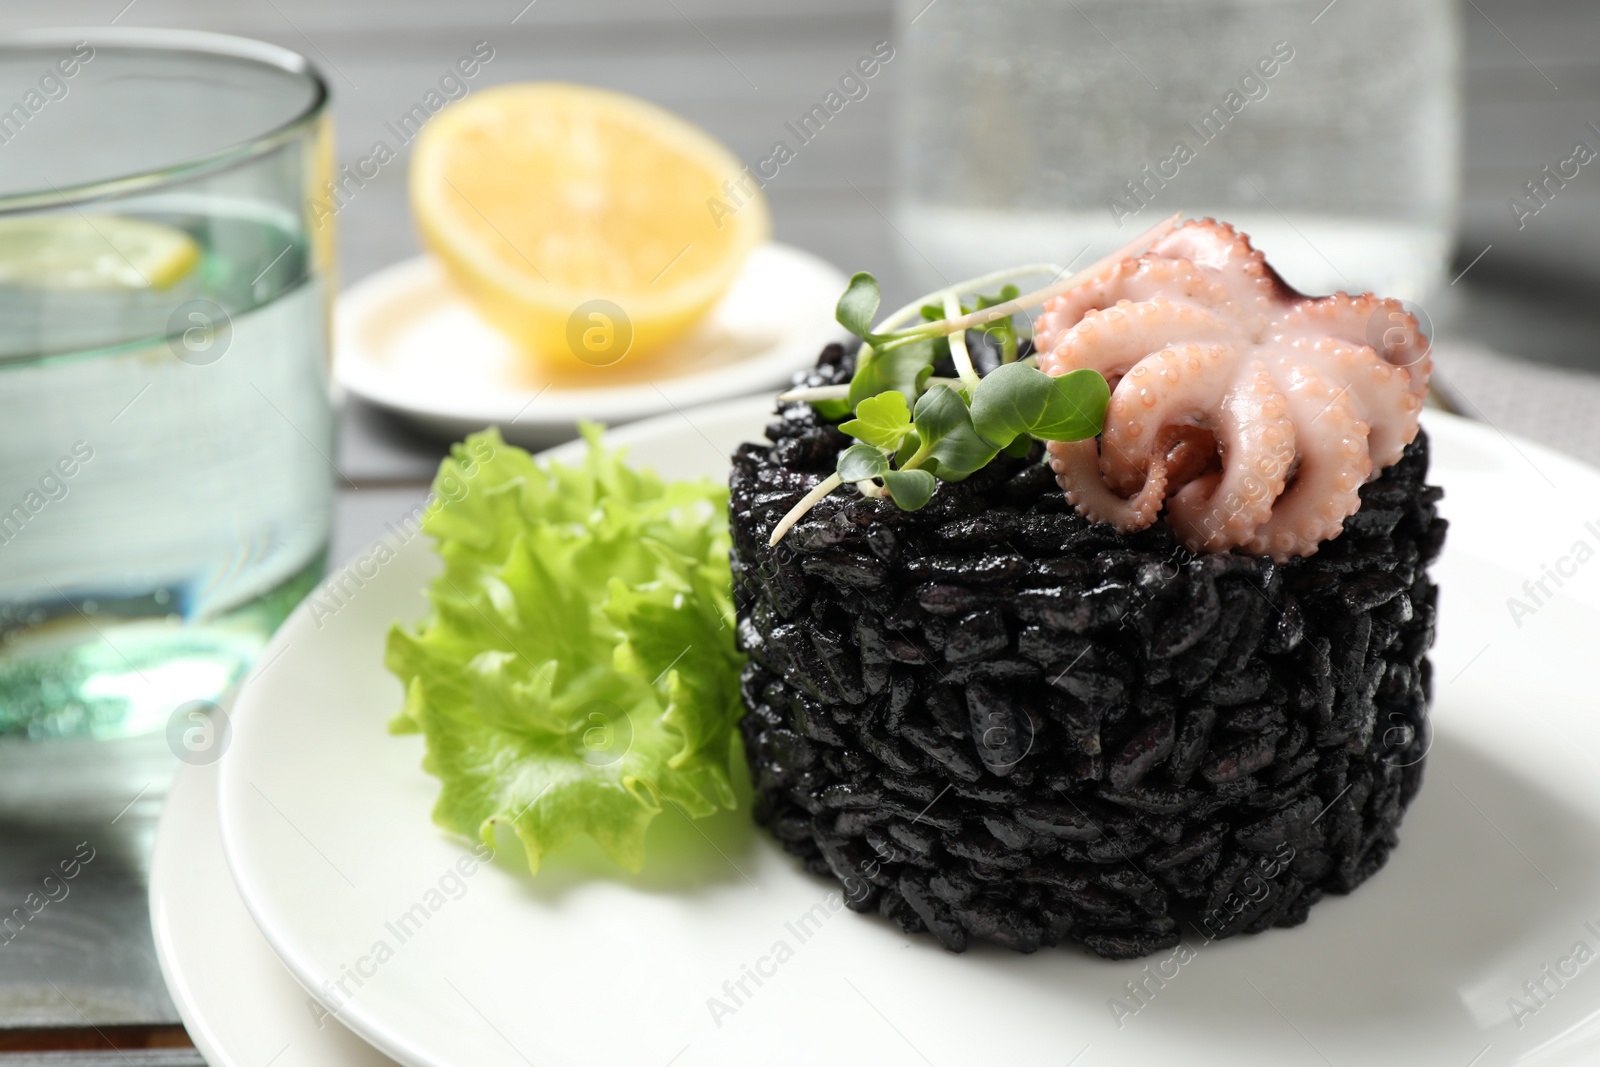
[893,0,1461,302]
[0,28,334,807]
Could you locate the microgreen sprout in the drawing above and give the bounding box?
[769,213,1182,547]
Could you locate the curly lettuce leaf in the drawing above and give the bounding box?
[385,426,744,873]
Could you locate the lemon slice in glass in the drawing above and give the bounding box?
[410,82,770,368]
[0,214,201,291]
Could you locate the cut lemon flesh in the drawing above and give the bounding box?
[410,82,769,367]
[0,215,200,290]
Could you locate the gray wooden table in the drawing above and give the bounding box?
[1,0,1597,1059]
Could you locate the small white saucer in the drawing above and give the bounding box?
[333,243,847,447]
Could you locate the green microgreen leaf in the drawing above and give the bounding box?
[911,384,1000,482]
[881,468,936,510]
[837,443,890,482]
[1002,433,1035,459]
[969,363,1111,446]
[846,338,936,410]
[836,272,883,341]
[839,391,914,452]
[1029,368,1110,440]
[894,429,922,468]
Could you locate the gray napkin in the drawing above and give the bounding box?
[1431,342,1600,470]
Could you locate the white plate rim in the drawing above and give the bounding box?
[151,758,401,1067]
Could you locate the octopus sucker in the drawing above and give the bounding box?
[1035,218,1432,559]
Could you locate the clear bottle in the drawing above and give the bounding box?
[893,0,1461,302]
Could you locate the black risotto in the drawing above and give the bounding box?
[730,342,1446,960]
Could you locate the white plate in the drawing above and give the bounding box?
[216,399,1600,1067]
[334,244,846,447]
[151,758,399,1067]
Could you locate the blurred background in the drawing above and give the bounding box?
[5,0,1593,494]
[10,0,1600,377]
[0,0,1596,1057]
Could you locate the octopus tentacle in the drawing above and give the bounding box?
[1150,218,1261,272]
[1040,301,1232,388]
[1151,220,1291,315]
[1161,426,1219,487]
[1164,365,1296,554]
[1098,343,1235,494]
[1033,273,1129,358]
[1033,255,1234,357]
[1242,369,1372,560]
[1292,339,1423,468]
[1046,438,1169,532]
[1279,294,1431,384]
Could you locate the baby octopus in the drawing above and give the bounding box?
[1034,219,1431,561]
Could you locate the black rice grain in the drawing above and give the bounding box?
[731,344,1445,959]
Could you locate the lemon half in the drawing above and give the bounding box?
[410,83,769,367]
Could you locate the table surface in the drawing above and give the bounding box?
[3,0,1598,1061]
